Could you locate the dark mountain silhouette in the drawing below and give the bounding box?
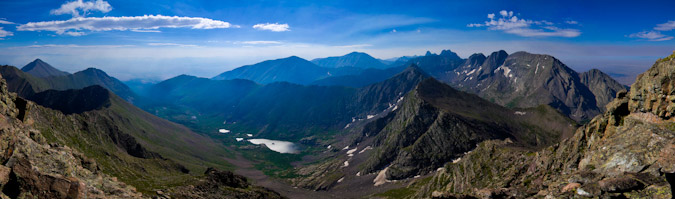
[20,58,69,78]
[311,52,390,69]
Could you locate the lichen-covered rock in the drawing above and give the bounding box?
[629,51,675,118]
[598,177,642,193]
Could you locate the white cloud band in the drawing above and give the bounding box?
[17,15,235,35]
[628,31,673,41]
[252,23,290,32]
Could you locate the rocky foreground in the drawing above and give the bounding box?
[411,53,675,198]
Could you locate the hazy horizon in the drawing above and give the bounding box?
[2,0,675,84]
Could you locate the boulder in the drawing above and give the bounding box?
[598,177,642,193]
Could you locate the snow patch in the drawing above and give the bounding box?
[337,177,344,183]
[327,145,332,149]
[356,172,361,176]
[343,146,350,150]
[494,65,512,78]
[514,111,526,115]
[218,129,230,133]
[367,115,375,119]
[246,134,253,137]
[359,146,373,154]
[373,167,390,186]
[452,157,462,163]
[346,147,358,155]
[466,69,477,76]
[235,138,244,142]
[343,160,350,167]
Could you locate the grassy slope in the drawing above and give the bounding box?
[27,92,234,194]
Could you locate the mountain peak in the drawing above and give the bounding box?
[425,51,434,56]
[400,64,429,77]
[21,58,70,78]
[439,50,461,59]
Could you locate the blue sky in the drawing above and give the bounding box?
[0,0,674,84]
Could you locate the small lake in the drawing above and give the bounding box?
[248,139,300,154]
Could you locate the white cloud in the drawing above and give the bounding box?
[252,23,290,32]
[628,31,673,41]
[147,43,198,47]
[392,29,397,33]
[64,31,86,36]
[17,15,235,35]
[0,19,14,24]
[130,29,161,33]
[238,41,283,45]
[655,21,675,31]
[21,44,132,48]
[0,27,13,38]
[468,10,581,38]
[51,0,112,17]
[565,20,579,25]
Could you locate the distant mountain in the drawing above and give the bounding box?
[1,64,136,102]
[20,58,69,78]
[143,65,427,140]
[448,51,626,122]
[399,50,624,122]
[403,49,465,77]
[310,66,406,87]
[212,56,330,84]
[311,52,389,69]
[578,69,628,111]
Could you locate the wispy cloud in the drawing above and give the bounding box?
[0,27,13,38]
[130,29,161,33]
[565,20,579,25]
[252,23,290,32]
[238,40,283,45]
[51,0,112,17]
[0,19,15,25]
[17,15,236,35]
[628,20,675,41]
[628,30,673,41]
[19,44,133,48]
[468,10,581,38]
[147,43,198,47]
[654,21,675,31]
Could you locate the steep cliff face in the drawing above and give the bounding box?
[410,52,675,199]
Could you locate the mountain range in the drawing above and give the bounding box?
[2,50,670,199]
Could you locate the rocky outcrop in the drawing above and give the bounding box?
[411,52,675,198]
[628,52,675,118]
[168,168,285,199]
